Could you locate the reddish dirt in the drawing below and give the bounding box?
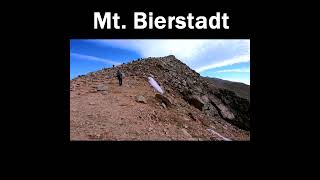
[70,76,249,141]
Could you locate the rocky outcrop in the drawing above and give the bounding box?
[214,89,250,130]
[155,93,174,108]
[184,95,205,111]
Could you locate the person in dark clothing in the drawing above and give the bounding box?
[116,70,123,86]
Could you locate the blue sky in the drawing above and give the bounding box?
[70,39,250,84]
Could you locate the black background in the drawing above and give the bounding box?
[4,1,317,176]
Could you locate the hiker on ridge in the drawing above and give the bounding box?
[116,70,123,86]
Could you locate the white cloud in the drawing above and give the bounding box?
[70,52,121,65]
[195,55,250,72]
[91,39,250,72]
[215,68,250,73]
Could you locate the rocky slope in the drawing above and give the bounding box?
[70,55,250,141]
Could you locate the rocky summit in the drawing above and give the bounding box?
[70,55,250,141]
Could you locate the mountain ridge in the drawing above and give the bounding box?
[70,55,250,140]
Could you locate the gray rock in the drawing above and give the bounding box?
[186,78,194,87]
[208,95,233,118]
[161,103,167,109]
[203,103,220,117]
[135,95,147,104]
[201,95,210,103]
[182,80,187,87]
[96,84,107,91]
[217,104,235,119]
[194,86,203,93]
[181,128,192,138]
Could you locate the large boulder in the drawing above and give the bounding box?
[216,104,235,119]
[184,95,205,111]
[193,85,203,94]
[201,95,210,103]
[155,94,173,107]
[208,95,235,120]
[203,103,220,117]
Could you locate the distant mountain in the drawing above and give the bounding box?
[203,77,250,101]
[70,55,250,141]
